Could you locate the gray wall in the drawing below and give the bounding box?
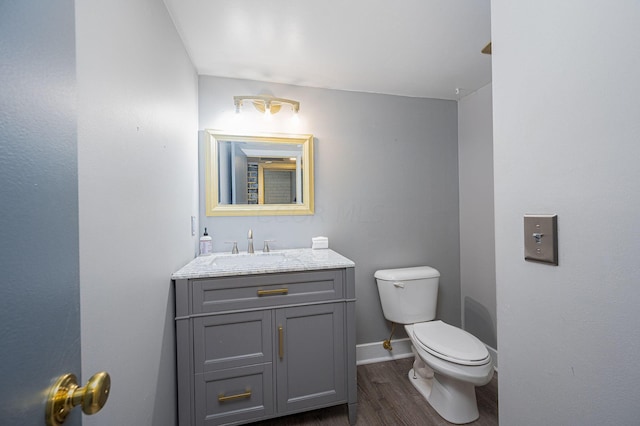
[493,1,640,424]
[76,1,199,425]
[458,84,496,350]
[199,76,461,344]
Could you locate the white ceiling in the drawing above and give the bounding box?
[163,0,491,101]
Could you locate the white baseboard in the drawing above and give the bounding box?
[356,338,414,365]
[357,338,499,371]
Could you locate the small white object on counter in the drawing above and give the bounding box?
[312,236,329,249]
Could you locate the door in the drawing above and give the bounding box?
[1,1,82,424]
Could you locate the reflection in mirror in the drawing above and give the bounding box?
[217,140,303,205]
[205,130,314,216]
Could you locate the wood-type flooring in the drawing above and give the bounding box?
[254,357,498,426]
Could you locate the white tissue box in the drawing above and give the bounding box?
[312,236,329,250]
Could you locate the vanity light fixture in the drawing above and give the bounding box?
[233,95,300,115]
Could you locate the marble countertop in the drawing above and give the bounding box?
[171,248,355,280]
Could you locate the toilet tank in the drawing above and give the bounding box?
[374,266,440,324]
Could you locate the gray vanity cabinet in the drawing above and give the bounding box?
[173,267,356,426]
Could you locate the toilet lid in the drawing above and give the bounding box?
[412,321,490,366]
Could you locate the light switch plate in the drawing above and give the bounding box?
[524,214,558,265]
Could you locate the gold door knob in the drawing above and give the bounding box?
[46,371,111,426]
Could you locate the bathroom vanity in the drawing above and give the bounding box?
[172,249,356,425]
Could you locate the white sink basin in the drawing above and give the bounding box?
[209,252,288,267]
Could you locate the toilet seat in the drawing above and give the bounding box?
[412,320,490,366]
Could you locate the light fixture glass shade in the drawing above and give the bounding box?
[233,95,299,115]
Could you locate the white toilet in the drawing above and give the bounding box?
[374,266,494,424]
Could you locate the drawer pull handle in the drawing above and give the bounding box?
[278,325,284,360]
[218,389,252,402]
[257,288,288,296]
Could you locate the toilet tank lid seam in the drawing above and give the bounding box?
[374,266,440,281]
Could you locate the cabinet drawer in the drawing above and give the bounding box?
[195,364,274,425]
[194,310,272,373]
[193,270,344,314]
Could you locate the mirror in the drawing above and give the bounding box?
[205,130,314,216]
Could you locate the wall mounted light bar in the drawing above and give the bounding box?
[233,95,300,115]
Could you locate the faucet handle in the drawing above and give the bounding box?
[225,241,239,254]
[263,240,275,253]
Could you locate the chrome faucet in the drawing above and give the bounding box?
[225,241,239,254]
[247,229,254,254]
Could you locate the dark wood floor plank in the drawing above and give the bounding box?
[253,357,498,426]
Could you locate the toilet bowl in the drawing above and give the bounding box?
[374,266,494,424]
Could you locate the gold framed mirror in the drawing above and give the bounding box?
[205,130,314,216]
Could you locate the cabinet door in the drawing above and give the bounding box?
[275,303,346,414]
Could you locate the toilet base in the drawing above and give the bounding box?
[408,367,480,424]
